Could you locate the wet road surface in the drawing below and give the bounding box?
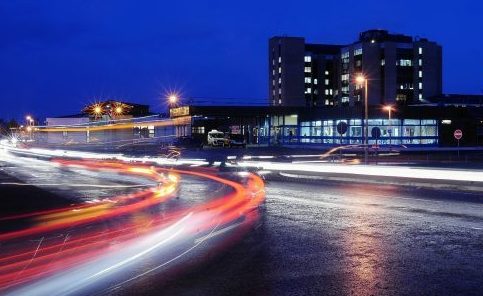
[1,156,482,295]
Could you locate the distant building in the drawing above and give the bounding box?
[269,30,442,107]
[269,37,342,107]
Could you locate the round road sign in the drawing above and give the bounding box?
[454,129,463,140]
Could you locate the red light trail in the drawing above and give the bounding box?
[0,157,265,295]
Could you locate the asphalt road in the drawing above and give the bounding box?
[1,155,482,295]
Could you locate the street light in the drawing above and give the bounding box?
[383,105,394,150]
[356,74,368,164]
[168,94,178,105]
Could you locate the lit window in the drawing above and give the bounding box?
[341,74,349,81]
[278,56,282,63]
[278,78,281,84]
[325,99,330,105]
[329,89,333,95]
[325,89,329,95]
[341,97,349,103]
[419,93,423,100]
[354,48,363,56]
[325,71,329,75]
[419,70,423,78]
[304,67,311,73]
[419,82,423,89]
[314,79,318,85]
[341,52,349,59]
[381,59,385,66]
[398,59,412,66]
[419,47,423,55]
[278,67,282,73]
[272,59,275,65]
[278,99,282,104]
[272,80,275,86]
[304,56,311,62]
[272,69,275,75]
[305,77,312,83]
[279,88,282,94]
[325,79,329,85]
[442,120,451,124]
[419,59,422,66]
[305,88,312,94]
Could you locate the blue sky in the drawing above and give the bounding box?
[0,0,482,120]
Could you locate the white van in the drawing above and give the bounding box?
[207,130,227,147]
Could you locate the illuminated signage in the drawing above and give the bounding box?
[170,106,190,118]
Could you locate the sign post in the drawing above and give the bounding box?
[454,129,463,158]
[337,122,348,161]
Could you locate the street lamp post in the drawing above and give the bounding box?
[356,75,368,164]
[384,105,394,151]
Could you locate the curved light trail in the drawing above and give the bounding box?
[0,151,265,295]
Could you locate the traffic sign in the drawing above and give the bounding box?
[337,121,348,135]
[454,129,463,140]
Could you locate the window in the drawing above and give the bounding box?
[278,88,282,94]
[305,88,312,94]
[419,59,422,66]
[341,97,349,103]
[419,47,423,55]
[329,89,333,95]
[325,89,329,95]
[278,67,282,73]
[272,59,275,65]
[278,77,281,84]
[381,59,385,66]
[304,77,312,83]
[304,56,311,62]
[341,74,349,81]
[272,69,275,75]
[341,51,349,59]
[278,99,282,104]
[419,70,423,78]
[325,99,329,105]
[398,59,412,66]
[419,93,423,100]
[314,79,318,85]
[304,67,311,73]
[325,79,329,85]
[272,80,275,86]
[325,71,329,75]
[354,48,363,55]
[278,56,282,63]
[419,82,423,89]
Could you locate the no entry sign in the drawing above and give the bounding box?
[454,129,463,140]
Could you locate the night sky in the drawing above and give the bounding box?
[1,0,482,121]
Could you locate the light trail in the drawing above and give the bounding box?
[0,148,265,295]
[236,161,483,183]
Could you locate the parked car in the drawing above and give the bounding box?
[228,134,246,148]
[207,130,227,147]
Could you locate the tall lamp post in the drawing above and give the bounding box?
[383,105,394,150]
[356,75,368,164]
[25,115,34,140]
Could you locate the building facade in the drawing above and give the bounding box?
[269,30,442,108]
[269,37,341,107]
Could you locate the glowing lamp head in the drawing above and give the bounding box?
[26,115,32,121]
[383,105,393,112]
[26,126,32,132]
[168,95,178,104]
[94,106,102,114]
[115,106,123,114]
[355,75,366,84]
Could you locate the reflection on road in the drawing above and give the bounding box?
[0,155,265,295]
